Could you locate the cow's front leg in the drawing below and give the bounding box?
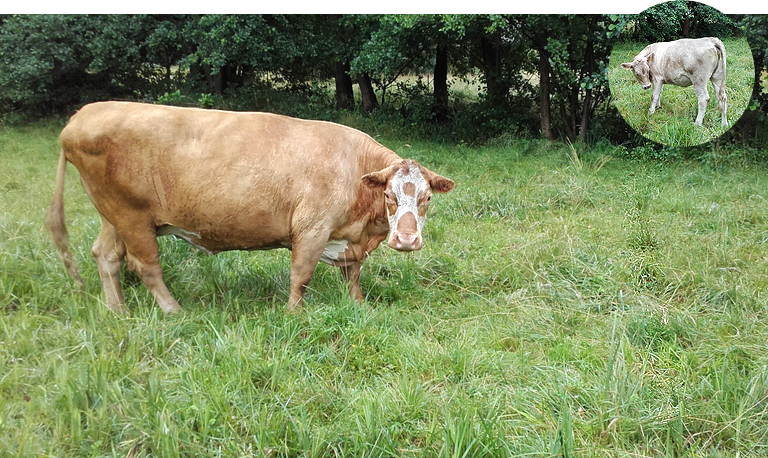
[649,83,664,115]
[693,84,710,126]
[287,232,330,310]
[340,261,364,304]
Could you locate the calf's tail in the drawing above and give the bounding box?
[713,38,727,102]
[45,150,85,290]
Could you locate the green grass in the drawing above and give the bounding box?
[3,122,768,456]
[608,37,755,146]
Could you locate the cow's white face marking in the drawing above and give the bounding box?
[388,163,428,232]
[320,239,349,265]
[385,162,431,251]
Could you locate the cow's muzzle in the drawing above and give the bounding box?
[388,212,423,251]
[642,83,652,90]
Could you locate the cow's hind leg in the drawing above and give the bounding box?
[711,78,728,126]
[92,216,128,314]
[693,83,710,126]
[119,223,181,313]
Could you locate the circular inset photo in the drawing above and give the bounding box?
[607,1,755,146]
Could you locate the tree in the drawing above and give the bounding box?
[188,15,329,96]
[441,15,523,107]
[351,15,426,112]
[433,39,450,123]
[0,15,97,115]
[350,15,471,120]
[517,15,613,142]
[324,15,380,112]
[524,16,556,140]
[89,15,193,96]
[624,0,737,42]
[0,15,193,117]
[731,15,768,144]
[334,61,354,110]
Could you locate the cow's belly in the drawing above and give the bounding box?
[157,223,290,254]
[158,224,365,266]
[666,73,693,87]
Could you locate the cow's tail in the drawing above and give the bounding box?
[45,149,85,290]
[713,37,727,103]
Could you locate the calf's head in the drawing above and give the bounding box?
[621,54,653,90]
[362,159,454,251]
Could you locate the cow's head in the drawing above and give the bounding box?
[621,54,653,90]
[362,159,454,251]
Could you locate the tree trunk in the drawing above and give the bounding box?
[357,73,378,113]
[433,41,450,123]
[480,35,507,103]
[579,20,595,142]
[334,61,354,110]
[201,64,218,95]
[536,36,555,141]
[568,88,579,142]
[580,89,592,141]
[212,64,237,96]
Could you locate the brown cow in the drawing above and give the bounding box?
[46,101,454,313]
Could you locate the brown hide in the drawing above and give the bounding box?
[46,101,454,313]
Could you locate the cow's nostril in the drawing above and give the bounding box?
[398,233,417,244]
[388,231,422,251]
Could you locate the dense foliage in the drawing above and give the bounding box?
[0,11,765,153]
[619,0,738,42]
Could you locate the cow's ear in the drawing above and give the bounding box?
[361,171,388,189]
[647,53,654,63]
[430,175,455,193]
[621,62,633,69]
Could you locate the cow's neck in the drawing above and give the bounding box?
[361,142,403,175]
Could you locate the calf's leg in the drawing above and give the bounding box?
[711,78,728,126]
[92,216,128,314]
[649,83,664,115]
[693,83,710,126]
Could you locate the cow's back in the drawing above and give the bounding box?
[656,38,722,84]
[60,102,390,252]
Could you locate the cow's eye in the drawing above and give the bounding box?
[384,191,396,203]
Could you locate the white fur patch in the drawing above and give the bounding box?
[157,225,213,255]
[320,240,349,265]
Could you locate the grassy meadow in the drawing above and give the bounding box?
[2,121,768,457]
[608,37,754,146]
